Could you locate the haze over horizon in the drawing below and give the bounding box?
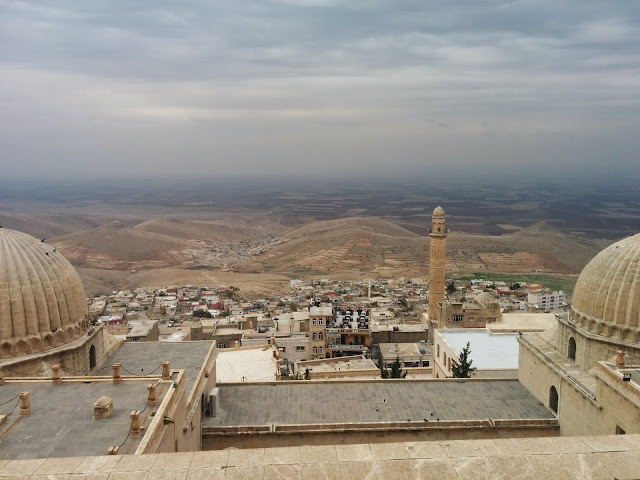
[1,1,639,182]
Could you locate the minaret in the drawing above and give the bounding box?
[427,206,447,326]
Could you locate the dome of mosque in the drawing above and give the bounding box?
[433,206,445,217]
[0,228,87,358]
[572,233,640,342]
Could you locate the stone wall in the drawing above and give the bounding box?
[557,319,640,372]
[0,324,121,377]
[203,419,558,450]
[518,336,640,436]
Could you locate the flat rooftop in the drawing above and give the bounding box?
[216,347,278,383]
[96,341,214,393]
[439,330,519,369]
[204,380,554,427]
[487,312,556,333]
[0,380,170,459]
[299,357,378,373]
[371,324,426,332]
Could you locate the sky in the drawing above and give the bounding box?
[1,0,639,181]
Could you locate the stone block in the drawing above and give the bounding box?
[94,396,114,420]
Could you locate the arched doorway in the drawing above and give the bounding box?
[568,337,576,361]
[549,386,559,414]
[89,344,96,370]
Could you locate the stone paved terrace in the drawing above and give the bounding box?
[205,380,555,426]
[0,434,638,479]
[0,380,170,459]
[96,341,214,394]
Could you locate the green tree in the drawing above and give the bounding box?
[381,357,407,379]
[290,303,298,312]
[390,356,407,378]
[446,281,456,295]
[452,342,476,378]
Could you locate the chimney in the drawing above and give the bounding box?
[51,364,62,385]
[112,364,122,384]
[19,392,31,416]
[107,446,120,455]
[162,362,171,380]
[147,384,157,407]
[129,410,142,437]
[94,396,114,419]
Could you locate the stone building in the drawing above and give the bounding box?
[308,305,332,359]
[437,291,502,328]
[0,227,120,373]
[0,227,217,457]
[518,232,640,436]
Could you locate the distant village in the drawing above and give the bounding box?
[90,277,568,380]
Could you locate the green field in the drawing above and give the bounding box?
[452,272,578,294]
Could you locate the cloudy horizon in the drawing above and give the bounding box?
[1,0,639,181]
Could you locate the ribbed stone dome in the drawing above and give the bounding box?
[572,233,640,342]
[433,206,445,217]
[0,228,87,358]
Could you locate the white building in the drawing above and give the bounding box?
[527,290,567,312]
[433,329,520,379]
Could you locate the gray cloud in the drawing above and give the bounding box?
[1,0,639,180]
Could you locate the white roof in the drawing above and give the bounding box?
[440,330,519,369]
[216,347,278,383]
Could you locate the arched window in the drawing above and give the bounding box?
[89,344,96,370]
[568,337,576,361]
[549,386,559,414]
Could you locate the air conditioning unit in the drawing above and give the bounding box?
[208,387,220,417]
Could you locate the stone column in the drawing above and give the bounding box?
[19,392,31,416]
[112,363,122,384]
[51,364,62,385]
[162,362,171,381]
[129,410,142,437]
[147,384,157,407]
[0,365,4,386]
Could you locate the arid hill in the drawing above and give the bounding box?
[0,212,101,239]
[239,218,602,279]
[43,214,604,295]
[51,221,193,270]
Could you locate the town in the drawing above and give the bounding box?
[90,276,568,380]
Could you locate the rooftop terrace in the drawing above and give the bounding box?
[205,379,554,427]
[0,380,169,459]
[96,341,214,394]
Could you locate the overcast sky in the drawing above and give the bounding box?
[1,0,639,181]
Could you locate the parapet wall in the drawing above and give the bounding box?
[203,418,558,450]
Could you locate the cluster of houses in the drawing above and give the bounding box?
[86,277,568,379]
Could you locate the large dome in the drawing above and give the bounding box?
[572,233,640,342]
[0,228,87,358]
